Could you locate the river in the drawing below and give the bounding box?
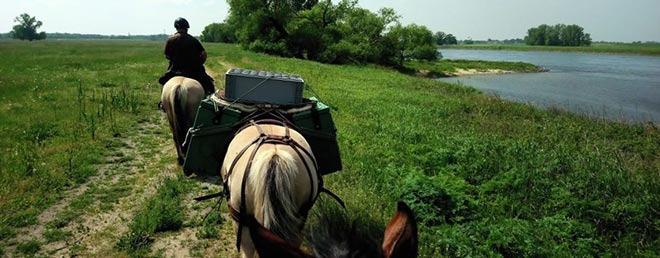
[436,49,660,124]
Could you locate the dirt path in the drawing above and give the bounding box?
[5,113,170,257]
[2,109,241,257]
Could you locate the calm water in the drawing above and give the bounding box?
[437,49,660,124]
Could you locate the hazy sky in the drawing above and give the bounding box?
[1,0,659,42]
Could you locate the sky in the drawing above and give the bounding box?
[1,0,659,42]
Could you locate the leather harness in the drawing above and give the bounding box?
[196,118,344,250]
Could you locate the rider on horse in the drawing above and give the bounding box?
[159,17,215,95]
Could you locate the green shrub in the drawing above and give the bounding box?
[397,170,475,226]
[117,177,187,253]
[196,210,224,239]
[17,240,41,255]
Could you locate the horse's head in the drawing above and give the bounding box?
[249,202,418,258]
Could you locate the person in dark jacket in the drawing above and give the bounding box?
[159,17,215,95]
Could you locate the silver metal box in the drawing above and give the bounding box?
[224,68,304,104]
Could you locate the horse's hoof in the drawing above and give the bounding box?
[183,168,193,176]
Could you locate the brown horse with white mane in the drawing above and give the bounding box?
[161,76,205,168]
[221,120,321,258]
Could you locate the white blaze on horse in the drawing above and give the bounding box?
[161,76,205,167]
[221,120,321,258]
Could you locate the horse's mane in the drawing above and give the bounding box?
[304,201,385,258]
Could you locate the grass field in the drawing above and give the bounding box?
[0,40,159,232]
[442,42,660,56]
[0,40,658,257]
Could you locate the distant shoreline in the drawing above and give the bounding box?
[448,67,548,77]
[440,42,660,56]
[405,59,546,78]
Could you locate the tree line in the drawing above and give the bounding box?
[525,24,592,46]
[5,13,169,41]
[47,33,168,41]
[202,0,453,66]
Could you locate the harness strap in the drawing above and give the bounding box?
[236,135,266,250]
[228,204,241,223]
[320,188,345,208]
[222,119,341,251]
[193,192,225,201]
[287,141,317,213]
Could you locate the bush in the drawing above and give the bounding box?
[412,45,441,61]
[17,240,41,255]
[396,170,475,226]
[117,177,187,253]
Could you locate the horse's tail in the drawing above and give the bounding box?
[170,83,189,148]
[250,149,302,241]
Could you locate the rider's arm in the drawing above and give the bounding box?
[200,50,207,64]
[164,39,173,60]
[164,42,172,60]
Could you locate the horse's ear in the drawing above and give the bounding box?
[382,202,419,258]
[249,218,314,258]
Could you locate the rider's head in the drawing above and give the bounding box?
[174,17,190,33]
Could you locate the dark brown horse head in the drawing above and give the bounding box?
[249,201,418,258]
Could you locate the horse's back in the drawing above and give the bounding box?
[163,76,203,93]
[225,124,317,203]
[223,124,313,173]
[161,76,204,110]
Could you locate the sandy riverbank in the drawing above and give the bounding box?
[450,68,515,76]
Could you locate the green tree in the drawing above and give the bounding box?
[433,31,458,45]
[525,24,548,45]
[200,22,236,43]
[286,0,355,61]
[225,0,439,66]
[545,24,562,46]
[226,0,319,56]
[387,24,438,65]
[329,7,398,64]
[434,31,446,45]
[445,34,457,45]
[560,24,591,46]
[525,24,591,46]
[11,13,46,41]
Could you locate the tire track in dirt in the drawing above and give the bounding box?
[1,112,178,257]
[43,115,177,257]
